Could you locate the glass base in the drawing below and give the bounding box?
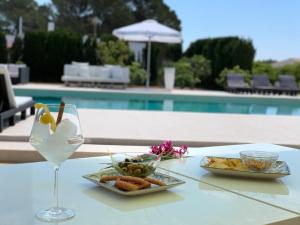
[36,207,75,222]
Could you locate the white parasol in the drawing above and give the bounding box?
[113,19,182,87]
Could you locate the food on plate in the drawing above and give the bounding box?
[99,174,166,192]
[115,179,140,191]
[115,156,156,177]
[119,176,151,189]
[242,159,273,171]
[240,151,278,171]
[144,177,166,186]
[206,157,248,171]
[100,175,121,183]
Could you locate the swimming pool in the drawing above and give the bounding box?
[14,88,300,116]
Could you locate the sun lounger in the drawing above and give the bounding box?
[252,74,274,94]
[226,74,252,93]
[0,65,35,132]
[275,75,299,95]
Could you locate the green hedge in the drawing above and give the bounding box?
[82,37,98,65]
[185,36,255,88]
[0,32,7,63]
[23,31,82,82]
[10,37,23,63]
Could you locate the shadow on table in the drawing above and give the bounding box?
[82,185,184,212]
[199,173,289,195]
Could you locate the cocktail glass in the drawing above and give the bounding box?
[29,104,84,222]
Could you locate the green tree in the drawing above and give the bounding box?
[92,0,135,34]
[0,0,52,33]
[51,0,181,36]
[51,0,91,35]
[129,0,181,30]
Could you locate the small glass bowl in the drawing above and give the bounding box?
[240,151,279,172]
[111,153,161,177]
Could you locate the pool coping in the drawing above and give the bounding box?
[14,83,300,106]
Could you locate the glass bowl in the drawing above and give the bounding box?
[240,151,279,172]
[111,153,161,177]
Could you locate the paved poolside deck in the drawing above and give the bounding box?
[1,83,300,162]
[1,108,300,148]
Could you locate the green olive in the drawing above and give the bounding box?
[133,169,142,175]
[127,164,135,169]
[137,164,144,169]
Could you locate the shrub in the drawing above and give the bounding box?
[252,61,279,84]
[185,36,255,88]
[188,55,211,84]
[129,62,147,85]
[278,64,300,82]
[216,65,250,89]
[174,55,211,88]
[98,40,133,65]
[175,60,198,88]
[0,32,7,63]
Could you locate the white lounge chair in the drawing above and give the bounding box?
[0,65,35,132]
[61,63,130,88]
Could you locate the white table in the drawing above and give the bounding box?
[160,144,300,215]
[0,144,299,225]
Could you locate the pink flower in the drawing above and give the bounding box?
[150,141,188,159]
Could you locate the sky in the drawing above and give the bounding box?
[37,0,300,60]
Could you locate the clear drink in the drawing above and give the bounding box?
[29,103,83,222]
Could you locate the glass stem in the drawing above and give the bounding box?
[54,166,60,209]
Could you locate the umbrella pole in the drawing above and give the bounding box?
[146,41,151,88]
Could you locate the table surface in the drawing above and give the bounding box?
[160,143,300,215]
[1,143,300,225]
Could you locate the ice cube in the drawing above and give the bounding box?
[31,123,50,142]
[55,118,77,138]
[46,131,68,146]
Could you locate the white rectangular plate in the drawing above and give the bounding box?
[200,156,290,179]
[83,168,185,196]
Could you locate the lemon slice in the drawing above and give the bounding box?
[35,103,56,131]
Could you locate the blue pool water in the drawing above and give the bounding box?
[31,96,300,116]
[14,88,300,116]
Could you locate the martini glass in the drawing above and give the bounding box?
[29,104,84,222]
